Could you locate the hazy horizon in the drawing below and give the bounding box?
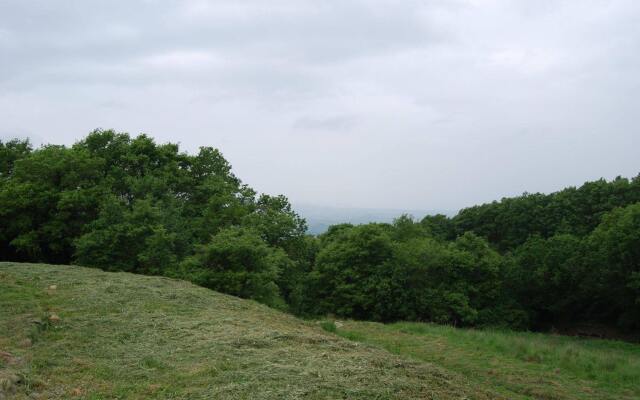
[1,0,638,210]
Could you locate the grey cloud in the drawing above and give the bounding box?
[0,0,639,210]
[1,0,441,85]
[293,115,358,132]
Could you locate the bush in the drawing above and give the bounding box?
[178,227,290,308]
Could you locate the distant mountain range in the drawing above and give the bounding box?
[293,204,455,235]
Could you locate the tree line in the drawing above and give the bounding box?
[1,131,639,333]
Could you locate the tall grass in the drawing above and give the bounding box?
[333,320,640,400]
[397,322,640,384]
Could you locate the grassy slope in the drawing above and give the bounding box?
[333,321,640,400]
[3,263,639,400]
[0,263,495,400]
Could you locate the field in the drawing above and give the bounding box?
[325,321,640,400]
[1,262,639,399]
[0,262,493,399]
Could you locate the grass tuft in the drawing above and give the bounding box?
[319,321,337,333]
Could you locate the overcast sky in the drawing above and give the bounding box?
[1,0,638,211]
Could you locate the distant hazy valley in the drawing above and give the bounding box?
[294,204,454,234]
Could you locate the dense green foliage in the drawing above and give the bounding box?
[313,176,640,332]
[453,177,640,251]
[0,131,306,309]
[303,223,519,327]
[178,227,289,308]
[1,131,639,334]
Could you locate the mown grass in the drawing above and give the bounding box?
[4,262,639,399]
[328,320,640,400]
[0,263,497,399]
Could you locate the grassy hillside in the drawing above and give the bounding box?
[328,321,640,400]
[2,263,639,400]
[0,262,494,400]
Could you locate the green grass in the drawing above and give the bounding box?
[3,262,639,399]
[331,320,640,400]
[0,263,496,399]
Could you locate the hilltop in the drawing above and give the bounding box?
[0,262,493,399]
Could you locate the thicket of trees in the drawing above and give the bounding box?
[2,131,639,333]
[453,177,640,251]
[0,131,306,308]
